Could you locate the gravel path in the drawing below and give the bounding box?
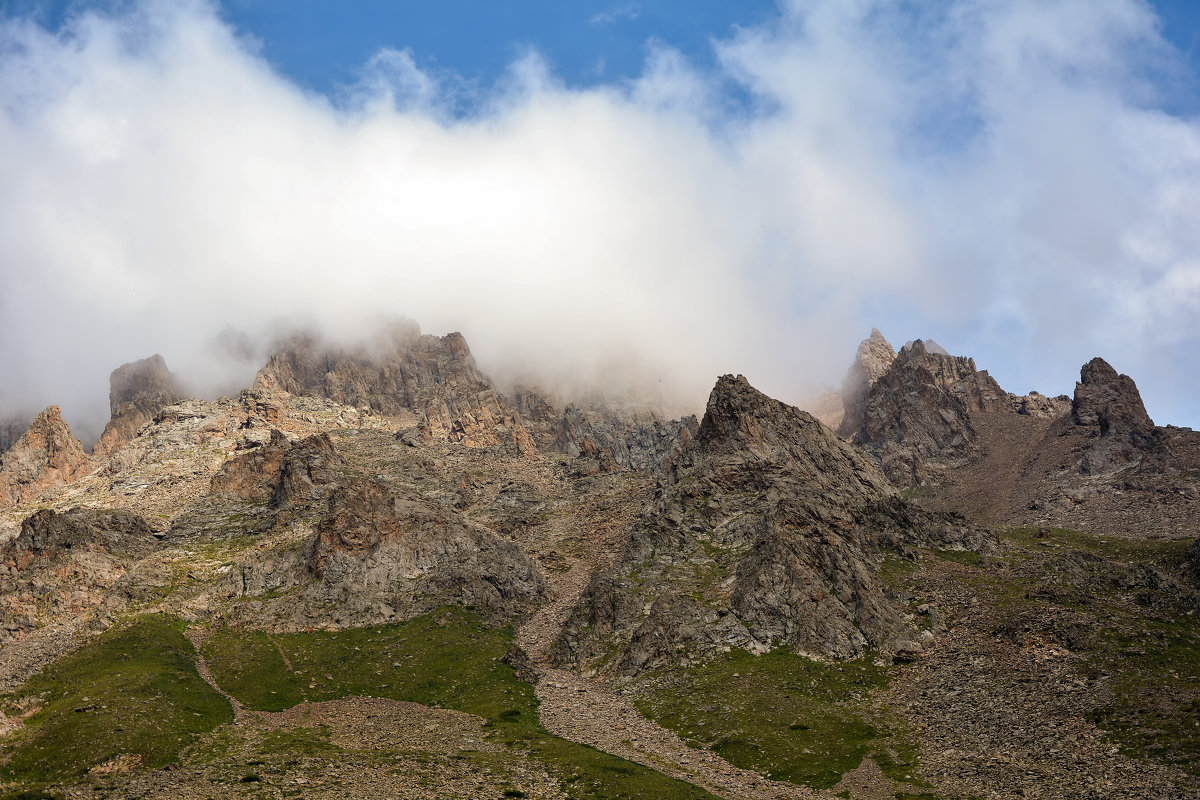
[517,556,818,800]
[185,628,248,725]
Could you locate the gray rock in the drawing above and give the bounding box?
[1071,357,1169,474]
[558,374,985,675]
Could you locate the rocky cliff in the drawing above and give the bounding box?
[557,375,987,676]
[224,477,546,630]
[0,407,89,507]
[253,324,536,453]
[0,508,157,643]
[92,355,185,459]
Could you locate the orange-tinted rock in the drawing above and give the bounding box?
[0,406,89,507]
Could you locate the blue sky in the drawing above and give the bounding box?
[2,0,1200,434]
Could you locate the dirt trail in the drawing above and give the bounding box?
[516,556,818,800]
[185,628,247,725]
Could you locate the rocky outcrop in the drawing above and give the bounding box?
[254,324,535,453]
[838,329,897,437]
[93,355,184,459]
[0,406,89,507]
[0,508,157,643]
[1071,358,1168,474]
[230,478,545,629]
[1185,538,1200,588]
[1010,391,1071,418]
[210,430,346,508]
[552,405,699,472]
[853,341,984,485]
[557,375,985,676]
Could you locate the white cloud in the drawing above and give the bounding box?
[1,0,1199,439]
[589,4,641,27]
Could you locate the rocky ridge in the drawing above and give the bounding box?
[557,374,990,676]
[1,322,1198,800]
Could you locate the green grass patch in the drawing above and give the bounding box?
[1083,617,1200,772]
[203,608,716,800]
[1000,527,1192,565]
[634,649,920,790]
[932,549,983,567]
[0,614,232,784]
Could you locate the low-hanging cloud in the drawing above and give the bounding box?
[2,0,1199,444]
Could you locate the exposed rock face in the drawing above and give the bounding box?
[558,375,985,676]
[231,478,545,629]
[1010,391,1071,418]
[854,341,985,485]
[552,405,699,472]
[1071,358,1167,474]
[210,430,346,508]
[838,329,897,437]
[254,325,534,453]
[0,508,157,643]
[93,355,184,459]
[0,406,89,507]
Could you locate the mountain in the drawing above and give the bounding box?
[0,406,89,508]
[0,323,1197,800]
[557,374,993,676]
[92,354,185,460]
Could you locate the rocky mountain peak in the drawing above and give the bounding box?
[93,355,185,459]
[107,354,182,418]
[556,375,978,675]
[1071,357,1165,474]
[0,406,89,507]
[837,329,898,437]
[1073,357,1154,432]
[251,325,535,452]
[694,374,891,500]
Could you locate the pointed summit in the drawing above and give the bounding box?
[93,354,184,459]
[838,329,898,437]
[1072,357,1166,473]
[0,406,88,507]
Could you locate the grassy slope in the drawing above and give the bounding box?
[202,607,717,800]
[1000,528,1200,773]
[0,614,232,784]
[634,649,920,790]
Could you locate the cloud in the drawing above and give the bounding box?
[589,4,641,27]
[1,0,1199,441]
